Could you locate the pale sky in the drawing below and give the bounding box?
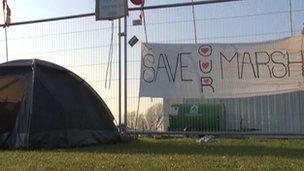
[6,0,196,22]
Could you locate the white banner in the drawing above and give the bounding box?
[139,36,304,98]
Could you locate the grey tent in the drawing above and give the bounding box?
[0,59,120,149]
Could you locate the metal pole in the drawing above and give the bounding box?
[4,27,8,61]
[124,16,128,125]
[142,10,148,43]
[289,0,293,36]
[3,6,8,61]
[128,0,241,11]
[135,97,141,130]
[118,19,122,126]
[191,0,198,43]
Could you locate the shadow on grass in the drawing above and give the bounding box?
[67,139,304,159]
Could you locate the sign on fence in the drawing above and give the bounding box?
[95,0,128,20]
[139,36,304,98]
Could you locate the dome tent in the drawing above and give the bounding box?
[0,59,119,149]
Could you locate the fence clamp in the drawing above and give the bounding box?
[119,32,126,37]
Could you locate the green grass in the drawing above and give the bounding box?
[1,138,304,170]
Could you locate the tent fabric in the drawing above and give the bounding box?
[0,59,120,149]
[0,77,23,102]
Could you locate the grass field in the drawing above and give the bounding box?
[0,138,304,170]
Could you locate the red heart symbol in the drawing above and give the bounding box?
[198,45,212,56]
[201,62,209,69]
[203,79,210,84]
[201,48,209,54]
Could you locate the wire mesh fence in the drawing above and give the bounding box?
[126,0,304,135]
[0,16,122,123]
[0,0,304,136]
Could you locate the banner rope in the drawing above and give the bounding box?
[104,20,114,89]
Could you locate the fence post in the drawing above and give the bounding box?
[191,0,198,43]
[118,18,122,126]
[4,27,8,61]
[124,15,128,126]
[289,0,293,36]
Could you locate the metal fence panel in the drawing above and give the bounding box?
[126,0,304,135]
[0,0,303,136]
